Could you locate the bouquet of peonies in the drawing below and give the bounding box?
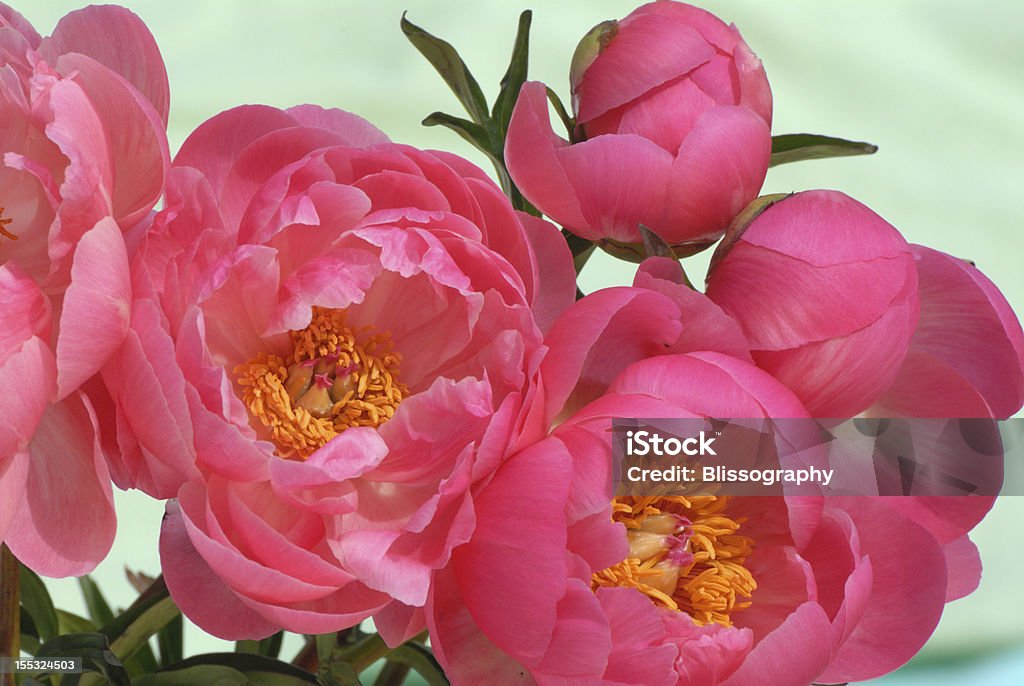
[1,2,1021,685]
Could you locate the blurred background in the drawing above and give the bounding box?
[16,1,1024,683]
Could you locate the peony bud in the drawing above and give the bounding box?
[705,190,920,417]
[506,1,772,250]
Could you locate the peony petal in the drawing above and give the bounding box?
[504,82,587,231]
[518,212,575,335]
[658,106,770,243]
[5,392,115,577]
[0,336,56,458]
[54,52,169,228]
[453,439,574,664]
[817,498,948,683]
[0,450,29,547]
[941,535,982,602]
[173,105,299,200]
[554,132,673,243]
[0,262,51,358]
[285,104,390,147]
[40,4,170,123]
[575,15,715,123]
[720,602,833,686]
[427,568,536,686]
[883,245,1024,418]
[56,216,131,399]
[161,499,281,640]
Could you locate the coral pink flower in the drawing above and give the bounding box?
[426,353,993,685]
[0,3,169,575]
[102,104,575,638]
[505,1,771,249]
[705,190,920,417]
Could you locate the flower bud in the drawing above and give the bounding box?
[706,190,920,417]
[506,1,772,249]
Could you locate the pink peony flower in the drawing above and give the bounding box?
[0,3,169,575]
[505,1,771,249]
[705,190,921,418]
[101,104,575,638]
[426,352,994,685]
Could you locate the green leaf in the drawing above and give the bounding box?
[769,133,878,167]
[30,632,131,686]
[401,14,489,125]
[133,665,248,686]
[137,653,318,686]
[155,615,183,669]
[78,576,116,626]
[57,610,99,635]
[492,10,532,137]
[19,563,58,642]
[545,87,576,142]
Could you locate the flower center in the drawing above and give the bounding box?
[0,206,16,241]
[592,496,756,627]
[235,307,406,459]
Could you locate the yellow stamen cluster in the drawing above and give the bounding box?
[0,206,15,241]
[235,308,406,459]
[592,496,756,627]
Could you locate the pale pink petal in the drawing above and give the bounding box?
[0,337,55,458]
[55,216,130,399]
[173,105,298,199]
[0,4,42,47]
[285,104,390,147]
[0,450,29,547]
[40,4,170,123]
[161,499,281,640]
[53,53,168,228]
[0,263,50,357]
[5,392,115,577]
[102,300,200,498]
[374,601,427,647]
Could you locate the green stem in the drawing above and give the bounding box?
[375,659,411,686]
[344,633,390,673]
[0,544,19,686]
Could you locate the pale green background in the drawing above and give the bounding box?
[15,1,1024,682]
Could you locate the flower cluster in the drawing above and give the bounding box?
[2,2,1022,685]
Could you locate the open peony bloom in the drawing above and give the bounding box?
[421,247,1024,684]
[426,354,997,685]
[505,1,771,249]
[705,190,921,418]
[101,104,574,638]
[0,3,169,575]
